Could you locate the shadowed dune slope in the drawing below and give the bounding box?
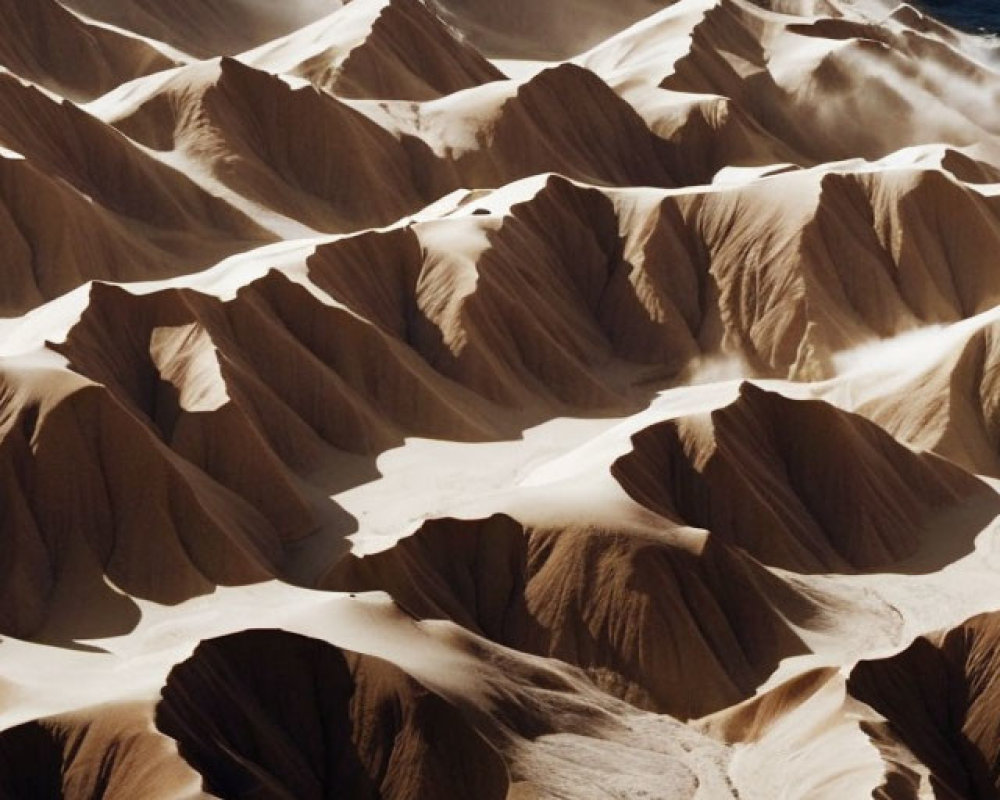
[0,260,510,637]
[0,153,178,313]
[0,369,285,641]
[407,167,1000,384]
[244,0,506,101]
[107,58,430,232]
[367,63,679,191]
[311,166,1000,393]
[611,384,998,572]
[0,0,177,101]
[0,702,206,800]
[849,612,1000,800]
[660,169,1000,377]
[106,61,677,231]
[455,64,678,189]
[637,93,803,185]
[3,161,1000,639]
[156,630,509,800]
[0,72,273,309]
[327,513,824,719]
[53,272,501,456]
[0,630,510,800]
[0,74,256,235]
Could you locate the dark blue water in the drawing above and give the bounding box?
[915,1,1000,34]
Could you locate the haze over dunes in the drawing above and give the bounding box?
[4,0,1000,797]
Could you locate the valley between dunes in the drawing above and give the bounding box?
[2,0,1000,797]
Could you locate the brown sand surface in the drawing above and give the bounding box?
[4,0,1000,797]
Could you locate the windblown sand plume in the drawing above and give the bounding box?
[4,0,1000,797]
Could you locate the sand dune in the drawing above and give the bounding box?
[848,612,1000,798]
[243,0,506,101]
[59,0,342,58]
[612,383,997,571]
[2,162,999,643]
[0,0,177,101]
[581,0,1000,165]
[0,362,282,640]
[363,63,680,190]
[0,72,272,311]
[614,166,1000,376]
[0,153,180,312]
[0,701,205,799]
[158,631,510,800]
[100,58,431,232]
[841,313,1000,477]
[0,73,264,241]
[96,60,682,231]
[326,513,822,719]
[2,0,1000,796]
